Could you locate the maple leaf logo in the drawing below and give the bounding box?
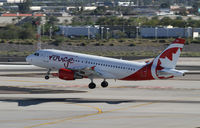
[159,48,181,69]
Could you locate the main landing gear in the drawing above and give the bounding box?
[88,79,109,89]
[45,69,51,80]
[88,82,96,89]
[101,80,108,88]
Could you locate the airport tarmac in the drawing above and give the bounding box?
[0,57,200,128]
[0,72,200,128]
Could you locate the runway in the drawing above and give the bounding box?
[0,57,200,128]
[0,75,200,128]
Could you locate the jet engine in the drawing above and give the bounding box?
[58,68,83,80]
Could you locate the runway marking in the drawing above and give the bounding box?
[24,102,154,128]
[0,104,99,123]
[77,102,156,122]
[24,103,102,128]
[73,103,103,114]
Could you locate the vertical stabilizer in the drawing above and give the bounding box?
[151,38,185,79]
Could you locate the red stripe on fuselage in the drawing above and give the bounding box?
[120,62,154,81]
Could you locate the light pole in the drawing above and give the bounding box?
[62,25,66,39]
[36,22,41,50]
[49,26,52,40]
[101,27,104,40]
[42,23,45,36]
[88,26,91,40]
[155,27,158,40]
[187,27,191,38]
[136,26,139,39]
[106,28,109,40]
[187,27,192,44]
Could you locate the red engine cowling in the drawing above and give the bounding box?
[58,68,75,80]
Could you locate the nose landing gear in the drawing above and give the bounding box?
[45,75,50,80]
[45,69,51,80]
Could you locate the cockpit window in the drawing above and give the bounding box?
[34,53,39,56]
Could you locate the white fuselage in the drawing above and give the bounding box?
[26,49,146,79]
[26,38,186,89]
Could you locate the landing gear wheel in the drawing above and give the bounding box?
[45,75,49,80]
[101,81,108,88]
[45,69,51,80]
[88,82,96,89]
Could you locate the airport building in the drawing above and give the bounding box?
[57,26,100,38]
[140,27,200,38]
[57,25,200,39]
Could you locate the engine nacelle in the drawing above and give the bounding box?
[58,68,75,80]
[58,68,83,80]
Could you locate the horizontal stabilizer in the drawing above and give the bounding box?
[157,69,188,77]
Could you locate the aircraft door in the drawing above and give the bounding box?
[43,53,49,63]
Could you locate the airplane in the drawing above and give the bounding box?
[26,38,187,89]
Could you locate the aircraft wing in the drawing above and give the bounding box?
[66,66,115,79]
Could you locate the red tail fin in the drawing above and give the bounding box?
[151,38,185,79]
